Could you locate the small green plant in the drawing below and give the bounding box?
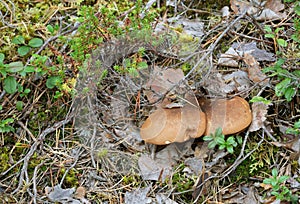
[263,58,300,102]
[12,36,43,56]
[171,163,195,196]
[263,168,298,203]
[0,118,15,133]
[114,54,148,77]
[203,127,242,154]
[286,119,300,135]
[264,25,288,52]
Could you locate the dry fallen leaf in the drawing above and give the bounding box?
[232,42,275,62]
[260,182,273,190]
[230,0,286,21]
[125,185,152,204]
[223,70,251,93]
[230,0,251,14]
[218,47,240,67]
[249,102,270,132]
[265,0,285,12]
[138,154,172,182]
[144,67,185,103]
[272,137,300,152]
[203,72,234,95]
[243,53,269,86]
[75,186,86,199]
[46,185,88,203]
[184,157,203,175]
[138,142,192,182]
[218,41,275,67]
[243,187,260,204]
[156,193,178,204]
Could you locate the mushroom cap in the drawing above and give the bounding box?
[140,94,206,145]
[199,96,252,135]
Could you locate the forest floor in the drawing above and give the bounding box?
[0,0,300,203]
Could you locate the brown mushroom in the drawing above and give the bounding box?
[199,96,252,135]
[140,93,206,145]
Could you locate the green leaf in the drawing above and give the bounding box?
[250,96,272,105]
[18,46,30,56]
[219,144,226,150]
[16,101,23,111]
[137,61,148,69]
[227,136,234,143]
[124,58,131,68]
[291,34,300,43]
[0,53,4,63]
[236,135,243,145]
[7,61,24,73]
[100,69,108,81]
[271,180,279,187]
[265,33,275,38]
[23,88,31,94]
[275,27,284,33]
[28,38,43,48]
[276,38,288,47]
[46,76,63,89]
[227,137,237,146]
[128,67,139,77]
[2,118,14,124]
[271,191,279,196]
[216,135,225,144]
[215,127,223,137]
[294,70,300,77]
[284,87,296,101]
[0,69,7,77]
[275,78,291,96]
[24,66,35,73]
[208,141,217,149]
[4,76,17,94]
[294,120,300,128]
[295,5,300,15]
[272,168,278,177]
[47,24,54,33]
[0,125,15,133]
[264,25,273,33]
[203,135,213,141]
[278,175,289,183]
[19,66,34,77]
[263,178,273,184]
[12,36,25,45]
[226,146,234,154]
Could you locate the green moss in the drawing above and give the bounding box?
[60,168,80,187]
[0,147,10,172]
[122,174,141,187]
[170,163,195,201]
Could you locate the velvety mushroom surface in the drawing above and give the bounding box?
[140,93,206,145]
[199,96,252,136]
